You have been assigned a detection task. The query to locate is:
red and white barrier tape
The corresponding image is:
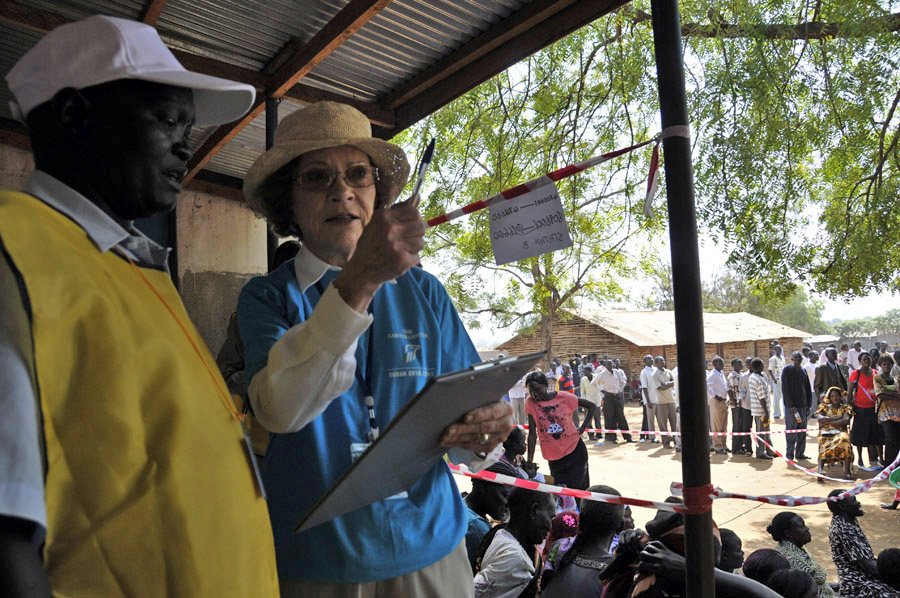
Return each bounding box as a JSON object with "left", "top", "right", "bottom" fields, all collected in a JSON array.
[
  {"left": 516, "top": 424, "right": 814, "bottom": 437},
  {"left": 426, "top": 126, "right": 689, "bottom": 228},
  {"left": 450, "top": 439, "right": 899, "bottom": 513},
  {"left": 448, "top": 462, "right": 706, "bottom": 514},
  {"left": 670, "top": 451, "right": 900, "bottom": 508},
  {"left": 752, "top": 434, "right": 855, "bottom": 483}
]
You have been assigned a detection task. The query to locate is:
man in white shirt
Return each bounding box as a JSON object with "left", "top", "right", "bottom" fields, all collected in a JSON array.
[
  {"left": 652, "top": 357, "right": 677, "bottom": 449},
  {"left": 593, "top": 360, "right": 633, "bottom": 443},
  {"left": 639, "top": 355, "right": 659, "bottom": 443},
  {"left": 474, "top": 488, "right": 555, "bottom": 598},
  {"left": 769, "top": 345, "right": 786, "bottom": 419},
  {"left": 848, "top": 342, "right": 862, "bottom": 370},
  {"left": 507, "top": 372, "right": 529, "bottom": 426},
  {"left": 803, "top": 351, "right": 818, "bottom": 406},
  {"left": 707, "top": 356, "right": 730, "bottom": 455}
]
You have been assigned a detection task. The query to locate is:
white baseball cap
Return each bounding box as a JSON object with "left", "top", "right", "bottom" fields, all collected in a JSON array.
[{"left": 6, "top": 15, "right": 256, "bottom": 127}]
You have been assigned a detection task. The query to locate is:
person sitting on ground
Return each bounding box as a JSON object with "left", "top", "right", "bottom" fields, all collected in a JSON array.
[
  {"left": 878, "top": 548, "right": 900, "bottom": 591},
  {"left": 610, "top": 505, "right": 636, "bottom": 552},
  {"left": 502, "top": 426, "right": 538, "bottom": 479},
  {"left": 764, "top": 569, "right": 818, "bottom": 598},
  {"left": 717, "top": 529, "right": 745, "bottom": 574},
  {"left": 742, "top": 549, "right": 791, "bottom": 585},
  {"left": 768, "top": 511, "right": 836, "bottom": 597},
  {"left": 827, "top": 489, "right": 900, "bottom": 597},
  {"left": 465, "top": 460, "right": 522, "bottom": 572},
  {"left": 540, "top": 511, "right": 579, "bottom": 563},
  {"left": 599, "top": 529, "right": 650, "bottom": 598},
  {"left": 541, "top": 485, "right": 624, "bottom": 597},
  {"left": 474, "top": 487, "right": 556, "bottom": 598},
  {"left": 628, "top": 506, "right": 781, "bottom": 598},
  {"left": 524, "top": 371, "right": 598, "bottom": 490},
  {"left": 815, "top": 387, "right": 854, "bottom": 481}
]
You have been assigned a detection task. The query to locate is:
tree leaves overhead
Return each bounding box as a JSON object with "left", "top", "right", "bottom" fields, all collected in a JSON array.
[{"left": 394, "top": 0, "right": 900, "bottom": 349}]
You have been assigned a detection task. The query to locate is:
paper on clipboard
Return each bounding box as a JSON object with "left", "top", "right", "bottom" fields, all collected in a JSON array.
[{"left": 295, "top": 351, "right": 546, "bottom": 533}]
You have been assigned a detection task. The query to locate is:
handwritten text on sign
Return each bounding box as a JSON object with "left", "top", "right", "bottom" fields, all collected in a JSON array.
[{"left": 488, "top": 183, "right": 573, "bottom": 265}]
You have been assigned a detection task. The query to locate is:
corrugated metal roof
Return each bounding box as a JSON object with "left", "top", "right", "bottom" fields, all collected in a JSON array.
[
  {"left": 0, "top": 0, "right": 581, "bottom": 183},
  {"left": 572, "top": 310, "right": 811, "bottom": 346}
]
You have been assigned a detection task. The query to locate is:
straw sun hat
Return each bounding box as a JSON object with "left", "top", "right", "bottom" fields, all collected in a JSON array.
[{"left": 243, "top": 101, "right": 410, "bottom": 223}]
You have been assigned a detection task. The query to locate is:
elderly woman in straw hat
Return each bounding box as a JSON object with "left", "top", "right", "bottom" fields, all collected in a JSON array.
[{"left": 237, "top": 101, "right": 513, "bottom": 596}]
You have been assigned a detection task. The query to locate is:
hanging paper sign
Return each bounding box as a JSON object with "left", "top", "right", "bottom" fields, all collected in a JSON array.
[{"left": 488, "top": 182, "right": 573, "bottom": 265}]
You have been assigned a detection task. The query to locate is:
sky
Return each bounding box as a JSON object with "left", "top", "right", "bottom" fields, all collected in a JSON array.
[{"left": 446, "top": 231, "right": 897, "bottom": 350}]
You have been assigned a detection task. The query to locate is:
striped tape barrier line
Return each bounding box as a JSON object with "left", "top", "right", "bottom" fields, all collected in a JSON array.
[
  {"left": 751, "top": 434, "right": 855, "bottom": 483},
  {"left": 448, "top": 462, "right": 704, "bottom": 514},
  {"left": 426, "top": 126, "right": 690, "bottom": 228},
  {"left": 671, "top": 451, "right": 900, "bottom": 507},
  {"left": 516, "top": 424, "right": 815, "bottom": 437}
]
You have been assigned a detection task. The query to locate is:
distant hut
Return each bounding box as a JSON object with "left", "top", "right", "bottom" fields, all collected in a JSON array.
[{"left": 495, "top": 310, "right": 810, "bottom": 380}]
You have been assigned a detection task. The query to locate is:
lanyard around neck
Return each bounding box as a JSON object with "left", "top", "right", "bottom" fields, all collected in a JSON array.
[{"left": 314, "top": 277, "right": 379, "bottom": 441}]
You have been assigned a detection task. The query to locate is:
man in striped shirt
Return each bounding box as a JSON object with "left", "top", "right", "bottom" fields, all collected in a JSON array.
[{"left": 748, "top": 358, "right": 775, "bottom": 459}]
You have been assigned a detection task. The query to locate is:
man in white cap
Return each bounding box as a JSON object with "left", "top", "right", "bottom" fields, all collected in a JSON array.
[{"left": 0, "top": 15, "right": 278, "bottom": 597}]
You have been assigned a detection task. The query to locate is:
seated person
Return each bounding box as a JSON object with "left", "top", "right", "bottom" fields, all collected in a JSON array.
[
  {"left": 768, "top": 511, "right": 836, "bottom": 597},
  {"left": 743, "top": 549, "right": 790, "bottom": 585},
  {"left": 827, "top": 490, "right": 900, "bottom": 597},
  {"left": 815, "top": 387, "right": 854, "bottom": 480},
  {"left": 541, "top": 511, "right": 579, "bottom": 563},
  {"left": 765, "top": 569, "right": 817, "bottom": 598},
  {"left": 717, "top": 529, "right": 745, "bottom": 574},
  {"left": 609, "top": 505, "right": 635, "bottom": 552},
  {"left": 474, "top": 488, "right": 555, "bottom": 598},
  {"left": 541, "top": 485, "right": 624, "bottom": 598},
  {"left": 878, "top": 548, "right": 900, "bottom": 591},
  {"left": 614, "top": 500, "right": 780, "bottom": 598},
  {"left": 465, "top": 460, "right": 521, "bottom": 572}
]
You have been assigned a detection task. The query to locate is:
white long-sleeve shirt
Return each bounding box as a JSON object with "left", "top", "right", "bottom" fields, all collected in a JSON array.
[{"left": 246, "top": 246, "right": 500, "bottom": 468}]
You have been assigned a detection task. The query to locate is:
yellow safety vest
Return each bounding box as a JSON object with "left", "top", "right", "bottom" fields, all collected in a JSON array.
[{"left": 0, "top": 190, "right": 278, "bottom": 597}]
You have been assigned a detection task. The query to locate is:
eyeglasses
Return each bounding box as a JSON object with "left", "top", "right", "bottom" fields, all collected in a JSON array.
[{"left": 293, "top": 165, "right": 379, "bottom": 191}]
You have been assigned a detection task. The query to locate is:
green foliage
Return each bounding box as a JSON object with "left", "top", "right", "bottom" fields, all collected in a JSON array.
[
  {"left": 832, "top": 309, "right": 900, "bottom": 337},
  {"left": 393, "top": 0, "right": 900, "bottom": 351},
  {"left": 643, "top": 262, "right": 833, "bottom": 334}
]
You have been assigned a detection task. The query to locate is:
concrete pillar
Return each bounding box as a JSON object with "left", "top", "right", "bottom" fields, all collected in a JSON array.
[{"left": 176, "top": 190, "right": 267, "bottom": 355}]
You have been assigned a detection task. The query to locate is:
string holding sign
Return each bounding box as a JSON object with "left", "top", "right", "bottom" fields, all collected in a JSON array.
[{"left": 426, "top": 126, "right": 690, "bottom": 228}]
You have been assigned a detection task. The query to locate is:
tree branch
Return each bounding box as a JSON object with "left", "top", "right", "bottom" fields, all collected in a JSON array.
[{"left": 681, "top": 13, "right": 900, "bottom": 40}]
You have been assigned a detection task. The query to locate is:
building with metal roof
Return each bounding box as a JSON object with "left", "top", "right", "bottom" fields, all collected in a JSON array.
[{"left": 496, "top": 309, "right": 810, "bottom": 378}]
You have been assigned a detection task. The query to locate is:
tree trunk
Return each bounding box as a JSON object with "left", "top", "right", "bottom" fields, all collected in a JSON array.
[{"left": 541, "top": 305, "right": 555, "bottom": 368}]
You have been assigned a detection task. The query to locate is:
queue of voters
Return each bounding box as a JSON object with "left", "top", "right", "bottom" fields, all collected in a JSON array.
[{"left": 2, "top": 10, "right": 900, "bottom": 598}]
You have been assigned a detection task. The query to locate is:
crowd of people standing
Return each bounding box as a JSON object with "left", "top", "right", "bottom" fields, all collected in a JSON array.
[{"left": 514, "top": 340, "right": 900, "bottom": 485}]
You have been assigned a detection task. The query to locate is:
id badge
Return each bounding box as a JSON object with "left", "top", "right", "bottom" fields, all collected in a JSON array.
[{"left": 350, "top": 442, "right": 408, "bottom": 500}]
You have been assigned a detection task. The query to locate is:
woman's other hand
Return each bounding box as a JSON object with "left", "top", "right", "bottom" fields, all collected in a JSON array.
[{"left": 440, "top": 401, "right": 514, "bottom": 452}]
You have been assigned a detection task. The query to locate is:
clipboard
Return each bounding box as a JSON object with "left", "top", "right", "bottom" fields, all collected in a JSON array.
[{"left": 295, "top": 351, "right": 546, "bottom": 533}]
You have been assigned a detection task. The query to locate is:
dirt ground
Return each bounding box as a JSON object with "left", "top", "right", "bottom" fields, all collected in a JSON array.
[{"left": 526, "top": 401, "right": 900, "bottom": 581}]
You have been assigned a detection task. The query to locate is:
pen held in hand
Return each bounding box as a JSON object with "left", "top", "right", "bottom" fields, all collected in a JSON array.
[{"left": 404, "top": 137, "right": 435, "bottom": 210}]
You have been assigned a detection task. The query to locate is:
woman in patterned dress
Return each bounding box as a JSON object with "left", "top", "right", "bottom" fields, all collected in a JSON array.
[
  {"left": 769, "top": 511, "right": 836, "bottom": 598},
  {"left": 815, "top": 387, "right": 853, "bottom": 480}
]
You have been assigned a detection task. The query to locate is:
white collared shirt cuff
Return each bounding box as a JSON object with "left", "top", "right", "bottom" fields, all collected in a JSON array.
[
  {"left": 305, "top": 285, "right": 373, "bottom": 347},
  {"left": 447, "top": 444, "right": 503, "bottom": 472}
]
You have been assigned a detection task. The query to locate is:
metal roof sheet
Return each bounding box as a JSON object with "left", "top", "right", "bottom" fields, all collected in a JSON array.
[
  {"left": 571, "top": 309, "right": 811, "bottom": 347},
  {"left": 0, "top": 0, "right": 607, "bottom": 184}
]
